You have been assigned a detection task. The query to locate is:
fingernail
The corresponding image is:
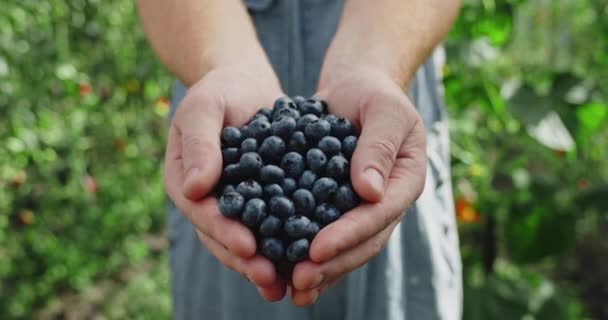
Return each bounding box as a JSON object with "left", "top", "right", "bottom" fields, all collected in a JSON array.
[
  {"left": 309, "top": 274, "right": 324, "bottom": 289},
  {"left": 363, "top": 168, "right": 384, "bottom": 194}
]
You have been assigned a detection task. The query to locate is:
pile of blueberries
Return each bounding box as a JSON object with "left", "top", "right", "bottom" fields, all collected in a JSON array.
[{"left": 217, "top": 96, "right": 360, "bottom": 278}]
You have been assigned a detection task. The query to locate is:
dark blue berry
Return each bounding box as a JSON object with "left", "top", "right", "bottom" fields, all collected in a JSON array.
[
  {"left": 261, "top": 237, "right": 284, "bottom": 262},
  {"left": 269, "top": 196, "right": 296, "bottom": 218},
  {"left": 292, "top": 95, "right": 306, "bottom": 108},
  {"left": 298, "top": 170, "right": 317, "bottom": 190},
  {"left": 240, "top": 138, "right": 258, "bottom": 153},
  {"left": 222, "top": 164, "right": 241, "bottom": 184},
  {"left": 300, "top": 99, "right": 324, "bottom": 116},
  {"left": 248, "top": 118, "right": 272, "bottom": 140},
  {"left": 281, "top": 177, "right": 297, "bottom": 196},
  {"left": 257, "top": 107, "right": 274, "bottom": 119},
  {"left": 305, "top": 221, "right": 320, "bottom": 240},
  {"left": 306, "top": 148, "right": 327, "bottom": 174},
  {"left": 250, "top": 113, "right": 269, "bottom": 123},
  {"left": 241, "top": 198, "right": 267, "bottom": 228},
  {"left": 260, "top": 165, "right": 285, "bottom": 184},
  {"left": 259, "top": 136, "right": 286, "bottom": 163},
  {"left": 326, "top": 155, "right": 349, "bottom": 180},
  {"left": 239, "top": 152, "right": 263, "bottom": 176},
  {"left": 263, "top": 184, "right": 284, "bottom": 198},
  {"left": 218, "top": 192, "right": 245, "bottom": 218},
  {"left": 284, "top": 216, "right": 312, "bottom": 238},
  {"left": 236, "top": 180, "right": 263, "bottom": 200},
  {"left": 221, "top": 127, "right": 242, "bottom": 147},
  {"left": 259, "top": 215, "right": 282, "bottom": 236},
  {"left": 314, "top": 203, "right": 341, "bottom": 225},
  {"left": 273, "top": 96, "right": 297, "bottom": 112},
  {"left": 273, "top": 107, "right": 300, "bottom": 121},
  {"left": 296, "top": 114, "right": 319, "bottom": 131},
  {"left": 305, "top": 119, "right": 331, "bottom": 140},
  {"left": 334, "top": 184, "right": 360, "bottom": 212},
  {"left": 312, "top": 177, "right": 338, "bottom": 203},
  {"left": 318, "top": 136, "right": 341, "bottom": 157},
  {"left": 286, "top": 238, "right": 309, "bottom": 263},
  {"left": 222, "top": 184, "right": 236, "bottom": 194},
  {"left": 322, "top": 114, "right": 338, "bottom": 125},
  {"left": 271, "top": 116, "right": 297, "bottom": 137},
  {"left": 280, "top": 152, "right": 305, "bottom": 178},
  {"left": 341, "top": 135, "right": 358, "bottom": 158},
  {"left": 292, "top": 189, "right": 316, "bottom": 216},
  {"left": 331, "top": 117, "right": 355, "bottom": 138},
  {"left": 222, "top": 147, "right": 240, "bottom": 165},
  {"left": 288, "top": 131, "right": 308, "bottom": 153},
  {"left": 240, "top": 125, "right": 252, "bottom": 139},
  {"left": 310, "top": 96, "right": 328, "bottom": 111}
]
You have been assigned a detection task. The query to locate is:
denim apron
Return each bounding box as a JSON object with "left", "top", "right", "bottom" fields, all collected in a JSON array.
[{"left": 168, "top": 1, "right": 462, "bottom": 319}]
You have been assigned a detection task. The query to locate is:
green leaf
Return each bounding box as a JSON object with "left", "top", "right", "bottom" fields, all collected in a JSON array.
[{"left": 577, "top": 102, "right": 607, "bottom": 132}]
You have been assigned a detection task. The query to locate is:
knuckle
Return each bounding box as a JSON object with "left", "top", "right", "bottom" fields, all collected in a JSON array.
[{"left": 368, "top": 137, "right": 399, "bottom": 167}]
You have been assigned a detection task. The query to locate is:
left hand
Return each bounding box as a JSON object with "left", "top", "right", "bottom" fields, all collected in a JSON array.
[{"left": 289, "top": 66, "right": 427, "bottom": 306}]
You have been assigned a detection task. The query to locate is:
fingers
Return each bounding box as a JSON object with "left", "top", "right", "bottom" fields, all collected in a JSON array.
[
  {"left": 350, "top": 94, "right": 417, "bottom": 202},
  {"left": 173, "top": 92, "right": 224, "bottom": 200},
  {"left": 309, "top": 121, "right": 426, "bottom": 262},
  {"left": 196, "top": 229, "right": 287, "bottom": 302},
  {"left": 291, "top": 219, "right": 400, "bottom": 305}
]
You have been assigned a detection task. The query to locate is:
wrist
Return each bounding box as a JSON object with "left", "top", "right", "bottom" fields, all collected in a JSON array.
[{"left": 317, "top": 62, "right": 412, "bottom": 95}]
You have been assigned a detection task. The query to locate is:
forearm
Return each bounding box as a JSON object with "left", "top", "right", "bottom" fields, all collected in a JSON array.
[
  {"left": 319, "top": 0, "right": 460, "bottom": 89},
  {"left": 136, "top": 0, "right": 277, "bottom": 87}
]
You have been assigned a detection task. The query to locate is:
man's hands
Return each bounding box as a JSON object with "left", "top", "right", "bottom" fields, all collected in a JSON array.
[
  {"left": 164, "top": 67, "right": 288, "bottom": 302},
  {"left": 289, "top": 66, "right": 427, "bottom": 306}
]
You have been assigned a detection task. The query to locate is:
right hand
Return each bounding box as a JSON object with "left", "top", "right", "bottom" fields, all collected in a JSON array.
[{"left": 164, "top": 66, "right": 287, "bottom": 301}]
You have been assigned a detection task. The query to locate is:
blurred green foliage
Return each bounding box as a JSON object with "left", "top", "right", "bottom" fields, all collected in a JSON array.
[{"left": 0, "top": 0, "right": 606, "bottom": 319}]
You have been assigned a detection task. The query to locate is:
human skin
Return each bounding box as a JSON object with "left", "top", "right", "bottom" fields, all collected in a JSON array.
[{"left": 136, "top": 0, "right": 460, "bottom": 306}]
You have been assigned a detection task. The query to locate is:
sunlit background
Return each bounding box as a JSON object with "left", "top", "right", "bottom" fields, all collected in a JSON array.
[{"left": 1, "top": 0, "right": 607, "bottom": 319}]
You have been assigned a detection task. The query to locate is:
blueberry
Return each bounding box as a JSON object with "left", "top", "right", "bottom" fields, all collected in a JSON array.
[
  {"left": 236, "top": 180, "right": 263, "bottom": 200},
  {"left": 292, "top": 95, "right": 306, "bottom": 108},
  {"left": 334, "top": 184, "right": 360, "bottom": 212},
  {"left": 298, "top": 170, "right": 317, "bottom": 190},
  {"left": 305, "top": 119, "right": 331, "bottom": 140},
  {"left": 257, "top": 107, "right": 274, "bottom": 119},
  {"left": 259, "top": 136, "right": 286, "bottom": 163},
  {"left": 296, "top": 114, "right": 319, "bottom": 131},
  {"left": 288, "top": 131, "right": 308, "bottom": 153},
  {"left": 263, "top": 184, "right": 284, "bottom": 198},
  {"left": 222, "top": 163, "right": 241, "bottom": 184},
  {"left": 292, "top": 189, "right": 316, "bottom": 216},
  {"left": 341, "top": 135, "right": 358, "bottom": 158},
  {"left": 312, "top": 177, "right": 338, "bottom": 203},
  {"left": 326, "top": 155, "right": 349, "bottom": 180},
  {"left": 240, "top": 138, "right": 258, "bottom": 153},
  {"left": 314, "top": 203, "right": 341, "bottom": 225},
  {"left": 269, "top": 196, "right": 296, "bottom": 218},
  {"left": 322, "top": 114, "right": 338, "bottom": 125},
  {"left": 284, "top": 216, "right": 312, "bottom": 238},
  {"left": 281, "top": 177, "right": 297, "bottom": 196},
  {"left": 271, "top": 116, "right": 297, "bottom": 137},
  {"left": 280, "top": 152, "right": 306, "bottom": 178},
  {"left": 309, "top": 96, "right": 328, "bottom": 111},
  {"left": 248, "top": 118, "right": 272, "bottom": 140},
  {"left": 218, "top": 192, "right": 245, "bottom": 218},
  {"left": 259, "top": 215, "right": 282, "bottom": 236},
  {"left": 240, "top": 125, "right": 252, "bottom": 139},
  {"left": 286, "top": 238, "right": 309, "bottom": 263},
  {"left": 305, "top": 221, "right": 320, "bottom": 240},
  {"left": 241, "top": 198, "right": 267, "bottom": 228},
  {"left": 250, "top": 113, "right": 269, "bottom": 123},
  {"left": 260, "top": 165, "right": 285, "bottom": 184},
  {"left": 239, "top": 152, "right": 263, "bottom": 176},
  {"left": 318, "top": 136, "right": 342, "bottom": 157},
  {"left": 273, "top": 107, "right": 300, "bottom": 121},
  {"left": 273, "top": 96, "right": 297, "bottom": 112},
  {"left": 222, "top": 184, "right": 236, "bottom": 195},
  {"left": 261, "top": 237, "right": 284, "bottom": 262},
  {"left": 331, "top": 117, "right": 355, "bottom": 138},
  {"left": 221, "top": 127, "right": 243, "bottom": 147},
  {"left": 300, "top": 99, "right": 324, "bottom": 116},
  {"left": 306, "top": 148, "right": 327, "bottom": 174},
  {"left": 222, "top": 147, "right": 240, "bottom": 165}
]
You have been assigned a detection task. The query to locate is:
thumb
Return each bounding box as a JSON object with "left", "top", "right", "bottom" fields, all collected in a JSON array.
[
  {"left": 350, "top": 101, "right": 409, "bottom": 202},
  {"left": 175, "top": 95, "right": 224, "bottom": 200}
]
